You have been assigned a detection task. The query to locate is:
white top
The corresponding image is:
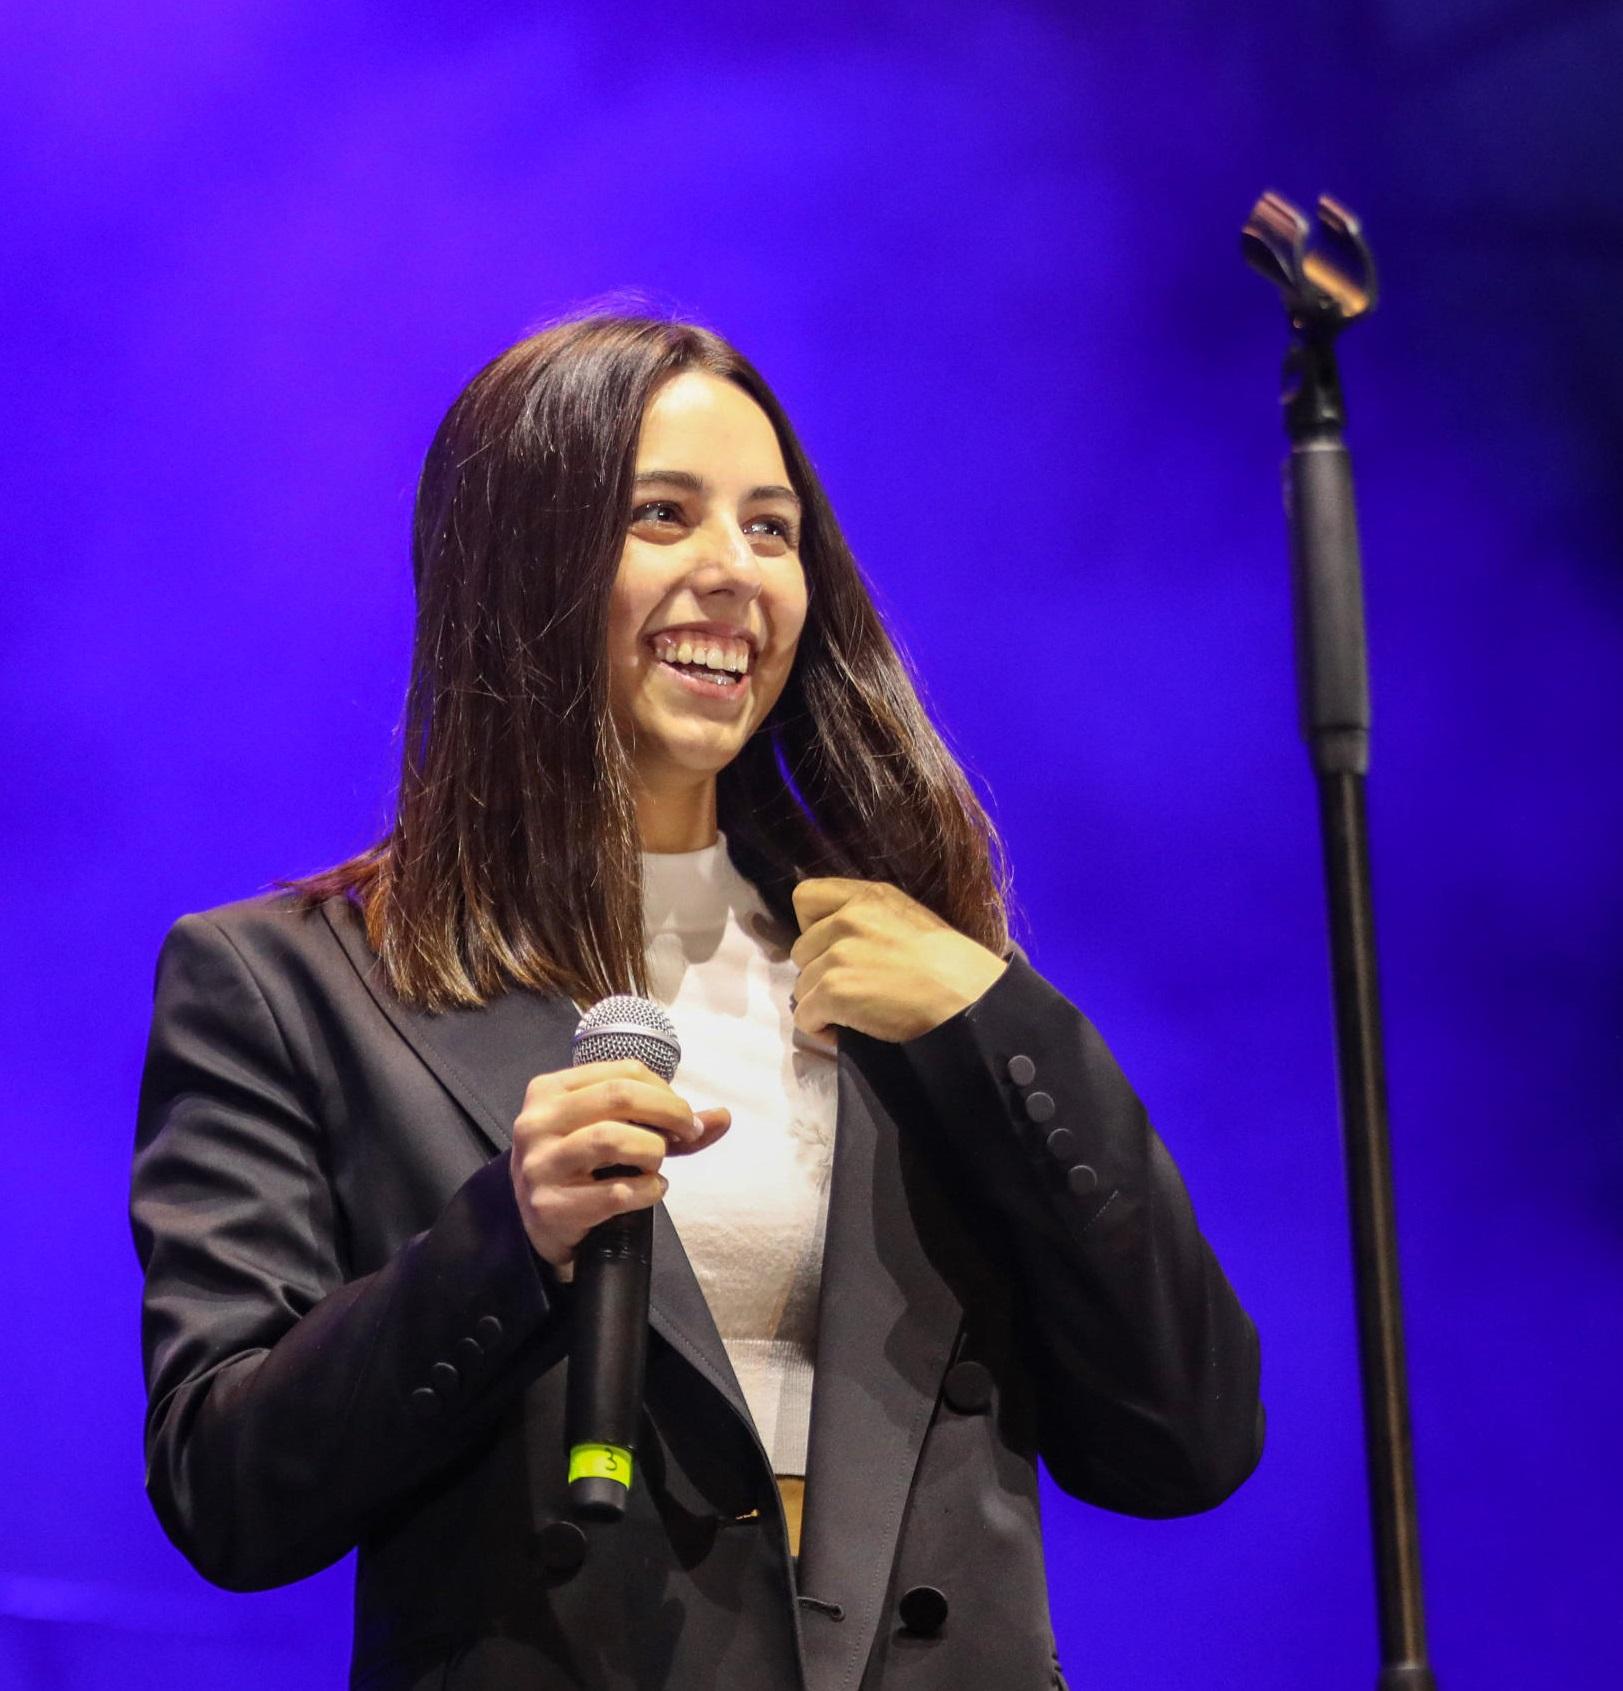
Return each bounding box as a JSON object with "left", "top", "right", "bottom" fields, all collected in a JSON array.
[{"left": 640, "top": 833, "right": 838, "bottom": 1476}]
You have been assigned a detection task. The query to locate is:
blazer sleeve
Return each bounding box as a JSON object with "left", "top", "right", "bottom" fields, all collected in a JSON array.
[
  {"left": 130, "top": 913, "right": 564, "bottom": 1592},
  {"left": 895, "top": 950, "right": 1263, "bottom": 1518}
]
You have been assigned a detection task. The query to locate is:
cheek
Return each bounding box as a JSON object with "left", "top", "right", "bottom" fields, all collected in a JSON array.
[
  {"left": 759, "top": 596, "right": 809, "bottom": 712},
  {"left": 605, "top": 582, "right": 638, "bottom": 654},
  {"left": 603, "top": 588, "right": 652, "bottom": 725},
  {"left": 606, "top": 560, "right": 660, "bottom": 667},
  {"left": 773, "top": 568, "right": 810, "bottom": 655}
]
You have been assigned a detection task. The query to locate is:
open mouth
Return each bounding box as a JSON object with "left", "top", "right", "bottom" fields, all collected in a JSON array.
[
  {"left": 653, "top": 656, "right": 749, "bottom": 697},
  {"left": 648, "top": 632, "right": 753, "bottom": 697}
]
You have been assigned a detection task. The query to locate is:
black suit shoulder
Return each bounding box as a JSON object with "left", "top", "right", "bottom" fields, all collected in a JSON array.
[{"left": 162, "top": 888, "right": 365, "bottom": 987}]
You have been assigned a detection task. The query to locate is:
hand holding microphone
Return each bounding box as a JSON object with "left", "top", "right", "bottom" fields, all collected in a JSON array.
[
  {"left": 509, "top": 1049, "right": 729, "bottom": 1271},
  {"left": 509, "top": 997, "right": 728, "bottom": 1520}
]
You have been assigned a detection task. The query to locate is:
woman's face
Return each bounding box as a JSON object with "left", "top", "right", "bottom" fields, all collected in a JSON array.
[{"left": 606, "top": 371, "right": 809, "bottom": 796}]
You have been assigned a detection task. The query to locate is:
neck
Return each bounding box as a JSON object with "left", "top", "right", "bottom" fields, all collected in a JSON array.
[{"left": 634, "top": 772, "right": 719, "bottom": 854}]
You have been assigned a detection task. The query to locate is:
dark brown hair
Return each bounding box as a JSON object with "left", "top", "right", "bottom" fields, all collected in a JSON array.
[{"left": 293, "top": 312, "right": 1011, "bottom": 1008}]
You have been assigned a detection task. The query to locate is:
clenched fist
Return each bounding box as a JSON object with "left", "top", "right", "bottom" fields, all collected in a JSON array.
[
  {"left": 789, "top": 878, "right": 1008, "bottom": 1044},
  {"left": 509, "top": 1060, "right": 730, "bottom": 1269}
]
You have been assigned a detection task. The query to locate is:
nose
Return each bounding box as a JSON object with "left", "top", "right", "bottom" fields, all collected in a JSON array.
[{"left": 688, "top": 514, "right": 764, "bottom": 602}]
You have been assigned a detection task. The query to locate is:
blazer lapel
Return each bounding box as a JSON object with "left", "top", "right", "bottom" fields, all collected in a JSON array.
[
  {"left": 795, "top": 1035, "right": 965, "bottom": 1691},
  {"left": 322, "top": 898, "right": 750, "bottom": 1427},
  {"left": 323, "top": 899, "right": 570, "bottom": 1154}
]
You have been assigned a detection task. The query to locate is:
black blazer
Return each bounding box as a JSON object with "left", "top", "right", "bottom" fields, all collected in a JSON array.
[{"left": 131, "top": 890, "right": 1262, "bottom": 1690}]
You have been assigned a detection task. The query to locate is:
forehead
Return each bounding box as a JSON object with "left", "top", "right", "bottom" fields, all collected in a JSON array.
[{"left": 634, "top": 372, "right": 789, "bottom": 481}]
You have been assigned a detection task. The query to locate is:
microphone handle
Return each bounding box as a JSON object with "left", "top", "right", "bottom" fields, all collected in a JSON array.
[{"left": 565, "top": 1203, "right": 652, "bottom": 1519}]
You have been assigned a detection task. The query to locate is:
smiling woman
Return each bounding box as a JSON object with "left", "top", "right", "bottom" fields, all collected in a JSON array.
[
  {"left": 606, "top": 372, "right": 810, "bottom": 850},
  {"left": 287, "top": 314, "right": 1011, "bottom": 1012},
  {"left": 130, "top": 311, "right": 1263, "bottom": 1691}
]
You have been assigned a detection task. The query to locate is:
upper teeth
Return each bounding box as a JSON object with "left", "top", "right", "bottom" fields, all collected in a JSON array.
[{"left": 653, "top": 632, "right": 752, "bottom": 674}]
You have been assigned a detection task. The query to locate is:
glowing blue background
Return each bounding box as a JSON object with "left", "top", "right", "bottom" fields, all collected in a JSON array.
[{"left": 2, "top": 2, "right": 1619, "bottom": 1686}]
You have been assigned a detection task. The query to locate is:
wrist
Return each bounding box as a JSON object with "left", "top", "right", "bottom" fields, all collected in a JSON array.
[{"left": 905, "top": 953, "right": 1010, "bottom": 1041}]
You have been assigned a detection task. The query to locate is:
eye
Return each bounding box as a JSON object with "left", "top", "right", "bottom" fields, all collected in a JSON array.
[
  {"left": 744, "top": 513, "right": 799, "bottom": 546},
  {"left": 631, "top": 499, "right": 686, "bottom": 527}
]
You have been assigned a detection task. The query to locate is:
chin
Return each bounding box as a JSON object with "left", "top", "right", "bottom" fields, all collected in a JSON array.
[{"left": 639, "top": 730, "right": 748, "bottom": 779}]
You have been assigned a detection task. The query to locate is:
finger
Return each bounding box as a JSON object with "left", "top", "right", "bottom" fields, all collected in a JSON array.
[
  {"left": 554, "top": 1057, "right": 665, "bottom": 1090},
  {"left": 789, "top": 886, "right": 895, "bottom": 968},
  {"left": 789, "top": 913, "right": 839, "bottom": 972},
  {"left": 532, "top": 1076, "right": 699, "bottom": 1145},
  {"left": 558, "top": 1076, "right": 693, "bottom": 1131},
  {"left": 791, "top": 876, "right": 869, "bottom": 932},
  {"left": 792, "top": 975, "right": 838, "bottom": 1038},
  {"left": 540, "top": 1122, "right": 673, "bottom": 1184},
  {"left": 792, "top": 947, "right": 834, "bottom": 1007},
  {"left": 521, "top": 1058, "right": 663, "bottom": 1113},
  {"left": 791, "top": 905, "right": 873, "bottom": 971},
  {"left": 549, "top": 1171, "right": 670, "bottom": 1245},
  {"left": 664, "top": 1106, "right": 731, "bottom": 1158}
]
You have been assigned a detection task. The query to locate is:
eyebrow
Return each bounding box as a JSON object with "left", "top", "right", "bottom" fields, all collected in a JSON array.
[{"left": 632, "top": 469, "right": 801, "bottom": 506}]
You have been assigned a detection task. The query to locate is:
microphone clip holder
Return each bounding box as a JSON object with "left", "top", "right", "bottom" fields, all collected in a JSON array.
[{"left": 1242, "top": 192, "right": 1378, "bottom": 444}]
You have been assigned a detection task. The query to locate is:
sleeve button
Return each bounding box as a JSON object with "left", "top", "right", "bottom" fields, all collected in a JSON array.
[
  {"left": 1006, "top": 1055, "right": 1036, "bottom": 1087},
  {"left": 1066, "top": 1163, "right": 1099, "bottom": 1197},
  {"left": 1023, "top": 1090, "right": 1056, "bottom": 1124},
  {"left": 1043, "top": 1127, "right": 1077, "bottom": 1162},
  {"left": 475, "top": 1315, "right": 505, "bottom": 1349},
  {"left": 430, "top": 1361, "right": 461, "bottom": 1397},
  {"left": 454, "top": 1335, "right": 484, "bottom": 1369},
  {"left": 409, "top": 1386, "right": 442, "bottom": 1421}
]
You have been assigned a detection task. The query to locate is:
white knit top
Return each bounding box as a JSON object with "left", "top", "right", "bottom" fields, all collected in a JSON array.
[{"left": 641, "top": 834, "right": 837, "bottom": 1477}]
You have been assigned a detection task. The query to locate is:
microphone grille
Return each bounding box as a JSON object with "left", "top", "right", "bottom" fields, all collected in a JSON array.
[{"left": 571, "top": 995, "right": 681, "bottom": 1083}]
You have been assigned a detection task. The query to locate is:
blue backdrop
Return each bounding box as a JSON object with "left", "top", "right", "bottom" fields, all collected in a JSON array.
[{"left": 3, "top": 2, "right": 1619, "bottom": 1686}]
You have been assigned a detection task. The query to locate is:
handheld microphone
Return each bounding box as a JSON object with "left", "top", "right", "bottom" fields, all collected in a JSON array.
[{"left": 565, "top": 995, "right": 680, "bottom": 1520}]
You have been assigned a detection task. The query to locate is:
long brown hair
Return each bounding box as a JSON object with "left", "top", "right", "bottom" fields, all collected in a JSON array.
[{"left": 293, "top": 313, "right": 1011, "bottom": 1008}]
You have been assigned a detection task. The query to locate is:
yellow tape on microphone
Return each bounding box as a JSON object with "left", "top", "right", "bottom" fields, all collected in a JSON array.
[{"left": 568, "top": 1442, "right": 633, "bottom": 1488}]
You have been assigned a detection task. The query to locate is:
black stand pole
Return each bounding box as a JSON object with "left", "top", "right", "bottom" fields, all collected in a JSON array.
[{"left": 1242, "top": 192, "right": 1438, "bottom": 1691}]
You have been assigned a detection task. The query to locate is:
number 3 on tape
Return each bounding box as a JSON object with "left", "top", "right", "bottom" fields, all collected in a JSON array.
[{"left": 569, "top": 1442, "right": 634, "bottom": 1486}]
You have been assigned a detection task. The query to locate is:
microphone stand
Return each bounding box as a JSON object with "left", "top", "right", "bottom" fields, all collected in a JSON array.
[{"left": 1241, "top": 193, "right": 1438, "bottom": 1691}]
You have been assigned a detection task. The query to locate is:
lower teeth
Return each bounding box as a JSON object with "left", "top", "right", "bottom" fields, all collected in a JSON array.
[{"left": 668, "top": 663, "right": 736, "bottom": 687}]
